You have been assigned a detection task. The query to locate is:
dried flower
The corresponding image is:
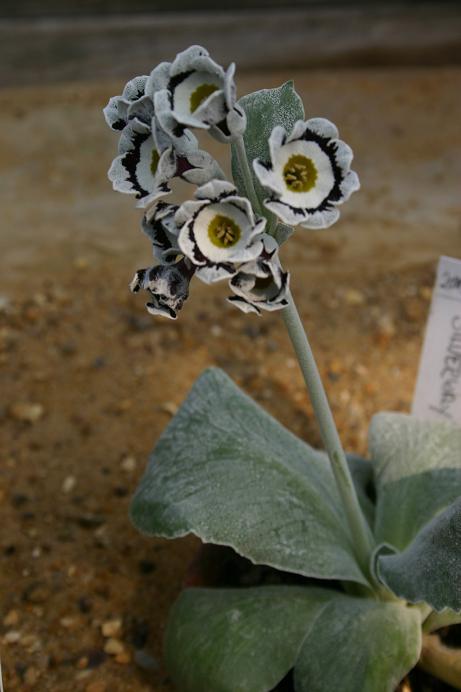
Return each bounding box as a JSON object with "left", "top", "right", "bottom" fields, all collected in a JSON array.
[{"left": 130, "top": 259, "right": 194, "bottom": 319}]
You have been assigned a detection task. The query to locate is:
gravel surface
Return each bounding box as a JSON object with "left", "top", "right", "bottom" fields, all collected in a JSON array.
[{"left": 1, "top": 67, "right": 460, "bottom": 690}]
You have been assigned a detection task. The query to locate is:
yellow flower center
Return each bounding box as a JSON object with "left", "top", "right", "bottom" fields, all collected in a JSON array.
[
  {"left": 190, "top": 84, "right": 219, "bottom": 113},
  {"left": 208, "top": 215, "right": 241, "bottom": 248},
  {"left": 151, "top": 148, "right": 160, "bottom": 175},
  {"left": 283, "top": 154, "right": 317, "bottom": 193}
]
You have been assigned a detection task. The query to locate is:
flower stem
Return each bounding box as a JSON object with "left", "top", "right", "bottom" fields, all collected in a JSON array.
[
  {"left": 420, "top": 634, "right": 461, "bottom": 689},
  {"left": 282, "top": 291, "right": 375, "bottom": 582},
  {"left": 234, "top": 136, "right": 263, "bottom": 215}
]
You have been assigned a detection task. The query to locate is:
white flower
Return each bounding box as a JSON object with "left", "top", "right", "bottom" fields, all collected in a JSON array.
[
  {"left": 148, "top": 45, "right": 246, "bottom": 144},
  {"left": 103, "top": 75, "right": 152, "bottom": 131},
  {"left": 228, "top": 235, "right": 289, "bottom": 315},
  {"left": 108, "top": 117, "right": 223, "bottom": 210},
  {"left": 176, "top": 180, "right": 266, "bottom": 284},
  {"left": 130, "top": 259, "right": 194, "bottom": 320},
  {"left": 253, "top": 119, "right": 360, "bottom": 229},
  {"left": 141, "top": 202, "right": 181, "bottom": 264}
]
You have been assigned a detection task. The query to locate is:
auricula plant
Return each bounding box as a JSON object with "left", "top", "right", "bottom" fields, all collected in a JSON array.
[{"left": 104, "top": 46, "right": 461, "bottom": 692}]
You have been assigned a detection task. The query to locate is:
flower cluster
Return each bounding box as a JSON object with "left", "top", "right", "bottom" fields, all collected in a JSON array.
[{"left": 104, "top": 46, "right": 359, "bottom": 319}]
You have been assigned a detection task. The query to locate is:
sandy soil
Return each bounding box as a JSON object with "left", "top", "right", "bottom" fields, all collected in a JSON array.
[{"left": 1, "top": 67, "right": 461, "bottom": 690}]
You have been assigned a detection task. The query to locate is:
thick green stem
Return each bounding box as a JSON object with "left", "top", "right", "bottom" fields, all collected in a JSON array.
[
  {"left": 282, "top": 291, "right": 375, "bottom": 582},
  {"left": 420, "top": 634, "right": 461, "bottom": 689},
  {"left": 234, "top": 136, "right": 263, "bottom": 215}
]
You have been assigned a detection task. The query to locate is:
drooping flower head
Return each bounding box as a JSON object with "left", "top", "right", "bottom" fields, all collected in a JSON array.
[
  {"left": 176, "top": 180, "right": 266, "bottom": 284},
  {"left": 228, "top": 235, "right": 289, "bottom": 315},
  {"left": 253, "top": 119, "right": 360, "bottom": 229},
  {"left": 149, "top": 45, "right": 246, "bottom": 144},
  {"left": 130, "top": 259, "right": 195, "bottom": 320}
]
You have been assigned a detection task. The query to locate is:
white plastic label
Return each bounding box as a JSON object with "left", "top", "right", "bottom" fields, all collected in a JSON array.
[{"left": 412, "top": 256, "right": 461, "bottom": 423}]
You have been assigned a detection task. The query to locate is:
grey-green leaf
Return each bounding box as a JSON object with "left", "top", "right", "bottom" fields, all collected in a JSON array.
[
  {"left": 378, "top": 496, "right": 461, "bottom": 612},
  {"left": 165, "top": 585, "right": 333, "bottom": 692},
  {"left": 369, "top": 412, "right": 461, "bottom": 550},
  {"left": 130, "top": 367, "right": 368, "bottom": 585},
  {"left": 231, "top": 81, "right": 304, "bottom": 201},
  {"left": 294, "top": 593, "right": 422, "bottom": 692}
]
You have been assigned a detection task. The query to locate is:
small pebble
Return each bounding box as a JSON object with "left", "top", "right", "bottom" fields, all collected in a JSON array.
[
  {"left": 4, "top": 630, "right": 21, "bottom": 644},
  {"left": 85, "top": 682, "right": 107, "bottom": 692},
  {"left": 74, "top": 257, "right": 89, "bottom": 270},
  {"left": 20, "top": 633, "right": 41, "bottom": 651},
  {"left": 24, "top": 666, "right": 40, "bottom": 685},
  {"left": 120, "top": 456, "right": 136, "bottom": 473},
  {"left": 101, "top": 619, "right": 122, "bottom": 638},
  {"left": 115, "top": 651, "right": 131, "bottom": 665},
  {"left": 62, "top": 476, "right": 76, "bottom": 493},
  {"left": 104, "top": 638, "right": 125, "bottom": 656},
  {"left": 344, "top": 288, "right": 365, "bottom": 305},
  {"left": 3, "top": 609, "right": 19, "bottom": 626},
  {"left": 9, "top": 402, "right": 44, "bottom": 424},
  {"left": 160, "top": 401, "right": 178, "bottom": 416}
]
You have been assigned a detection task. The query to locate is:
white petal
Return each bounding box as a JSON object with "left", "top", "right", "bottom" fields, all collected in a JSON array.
[
  {"left": 253, "top": 159, "right": 285, "bottom": 196},
  {"left": 182, "top": 158, "right": 225, "bottom": 186},
  {"left": 137, "top": 185, "right": 172, "bottom": 209},
  {"left": 122, "top": 75, "right": 148, "bottom": 101},
  {"left": 223, "top": 63, "right": 236, "bottom": 108},
  {"left": 195, "top": 179, "right": 236, "bottom": 200},
  {"left": 154, "top": 90, "right": 198, "bottom": 153},
  {"left": 172, "top": 71, "right": 223, "bottom": 123},
  {"left": 289, "top": 120, "right": 309, "bottom": 141},
  {"left": 193, "top": 89, "right": 227, "bottom": 125},
  {"left": 228, "top": 296, "right": 261, "bottom": 315},
  {"left": 127, "top": 95, "right": 155, "bottom": 127},
  {"left": 175, "top": 200, "right": 206, "bottom": 227},
  {"left": 339, "top": 170, "right": 360, "bottom": 200},
  {"left": 303, "top": 118, "right": 339, "bottom": 140},
  {"left": 145, "top": 62, "right": 170, "bottom": 98},
  {"left": 223, "top": 105, "right": 246, "bottom": 139},
  {"left": 299, "top": 207, "right": 340, "bottom": 229},
  {"left": 269, "top": 125, "right": 288, "bottom": 162},
  {"left": 146, "top": 301, "right": 176, "bottom": 319},
  {"left": 333, "top": 139, "right": 354, "bottom": 169},
  {"left": 170, "top": 45, "right": 210, "bottom": 76},
  {"left": 196, "top": 265, "right": 236, "bottom": 284},
  {"left": 178, "top": 221, "right": 207, "bottom": 266},
  {"left": 103, "top": 96, "right": 129, "bottom": 131},
  {"left": 264, "top": 199, "right": 309, "bottom": 226}
]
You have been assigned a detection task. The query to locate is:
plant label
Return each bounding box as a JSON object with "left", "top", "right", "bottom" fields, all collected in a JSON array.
[{"left": 412, "top": 255, "right": 461, "bottom": 424}]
